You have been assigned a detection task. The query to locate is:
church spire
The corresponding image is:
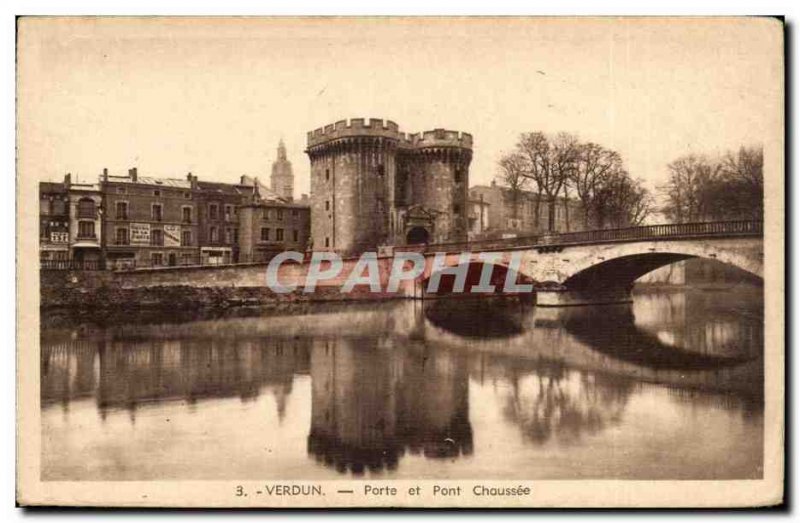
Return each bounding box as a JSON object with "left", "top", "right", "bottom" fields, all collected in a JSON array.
[
  {"left": 271, "top": 138, "right": 294, "bottom": 201},
  {"left": 277, "top": 138, "right": 287, "bottom": 161}
]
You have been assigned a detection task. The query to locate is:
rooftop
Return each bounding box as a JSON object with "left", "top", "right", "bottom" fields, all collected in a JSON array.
[{"left": 105, "top": 175, "right": 192, "bottom": 188}]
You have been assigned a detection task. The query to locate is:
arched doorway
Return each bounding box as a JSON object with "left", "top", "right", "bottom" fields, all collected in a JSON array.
[{"left": 406, "top": 226, "right": 430, "bottom": 245}]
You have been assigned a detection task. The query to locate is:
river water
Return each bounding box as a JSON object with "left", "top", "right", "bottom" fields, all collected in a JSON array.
[{"left": 40, "top": 286, "right": 763, "bottom": 481}]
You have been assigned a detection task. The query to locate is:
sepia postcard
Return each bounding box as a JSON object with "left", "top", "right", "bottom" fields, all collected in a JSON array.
[{"left": 16, "top": 16, "right": 784, "bottom": 508}]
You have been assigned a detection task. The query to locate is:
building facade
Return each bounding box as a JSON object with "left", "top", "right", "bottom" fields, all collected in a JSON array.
[
  {"left": 101, "top": 168, "right": 199, "bottom": 269},
  {"left": 66, "top": 174, "right": 103, "bottom": 266},
  {"left": 306, "top": 118, "right": 472, "bottom": 255},
  {"left": 467, "top": 194, "right": 491, "bottom": 240},
  {"left": 238, "top": 201, "right": 311, "bottom": 263},
  {"left": 39, "top": 181, "right": 70, "bottom": 264},
  {"left": 469, "top": 181, "right": 584, "bottom": 239},
  {"left": 195, "top": 178, "right": 247, "bottom": 265}
]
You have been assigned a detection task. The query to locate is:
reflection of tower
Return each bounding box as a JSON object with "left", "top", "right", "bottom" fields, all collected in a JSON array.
[
  {"left": 307, "top": 338, "right": 472, "bottom": 475},
  {"left": 308, "top": 338, "right": 401, "bottom": 474},
  {"left": 397, "top": 348, "right": 473, "bottom": 459},
  {"left": 271, "top": 139, "right": 294, "bottom": 201}
]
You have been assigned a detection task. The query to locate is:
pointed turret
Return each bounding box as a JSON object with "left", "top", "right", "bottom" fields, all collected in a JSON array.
[{"left": 271, "top": 139, "right": 294, "bottom": 201}]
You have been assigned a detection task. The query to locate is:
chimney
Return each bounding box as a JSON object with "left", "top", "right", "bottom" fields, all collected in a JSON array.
[
  {"left": 102, "top": 168, "right": 108, "bottom": 183},
  {"left": 64, "top": 173, "right": 71, "bottom": 187},
  {"left": 128, "top": 167, "right": 138, "bottom": 181},
  {"left": 187, "top": 172, "right": 198, "bottom": 190}
]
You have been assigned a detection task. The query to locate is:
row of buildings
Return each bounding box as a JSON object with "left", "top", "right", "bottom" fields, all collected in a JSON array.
[
  {"left": 40, "top": 141, "right": 311, "bottom": 269},
  {"left": 41, "top": 122, "right": 583, "bottom": 269}
]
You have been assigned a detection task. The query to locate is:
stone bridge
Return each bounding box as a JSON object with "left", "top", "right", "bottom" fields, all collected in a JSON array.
[
  {"left": 108, "top": 220, "right": 763, "bottom": 308},
  {"left": 407, "top": 220, "right": 763, "bottom": 305}
]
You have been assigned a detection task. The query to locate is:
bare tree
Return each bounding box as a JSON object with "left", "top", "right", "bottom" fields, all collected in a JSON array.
[
  {"left": 596, "top": 171, "right": 653, "bottom": 227},
  {"left": 499, "top": 131, "right": 653, "bottom": 233},
  {"left": 660, "top": 154, "right": 719, "bottom": 223},
  {"left": 517, "top": 131, "right": 579, "bottom": 232},
  {"left": 660, "top": 147, "right": 762, "bottom": 223},
  {"left": 570, "top": 142, "right": 622, "bottom": 228},
  {"left": 718, "top": 146, "right": 764, "bottom": 220},
  {"left": 497, "top": 152, "right": 529, "bottom": 223}
]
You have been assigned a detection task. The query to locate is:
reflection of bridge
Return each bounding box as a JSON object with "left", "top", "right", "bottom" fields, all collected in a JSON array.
[{"left": 410, "top": 220, "right": 763, "bottom": 305}]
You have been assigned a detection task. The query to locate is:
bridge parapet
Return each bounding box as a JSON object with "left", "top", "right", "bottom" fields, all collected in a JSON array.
[{"left": 420, "top": 220, "right": 763, "bottom": 254}]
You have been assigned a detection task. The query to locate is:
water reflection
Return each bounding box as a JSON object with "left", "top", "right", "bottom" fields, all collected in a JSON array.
[
  {"left": 501, "top": 362, "right": 632, "bottom": 445},
  {"left": 40, "top": 287, "right": 764, "bottom": 480},
  {"left": 308, "top": 339, "right": 472, "bottom": 474}
]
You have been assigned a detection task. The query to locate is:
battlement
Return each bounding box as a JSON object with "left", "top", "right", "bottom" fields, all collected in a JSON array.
[
  {"left": 399, "top": 129, "right": 473, "bottom": 149},
  {"left": 306, "top": 119, "right": 472, "bottom": 150},
  {"left": 307, "top": 118, "right": 402, "bottom": 147}
]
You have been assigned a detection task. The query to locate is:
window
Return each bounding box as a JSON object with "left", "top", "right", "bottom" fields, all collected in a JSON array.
[
  {"left": 325, "top": 237, "right": 330, "bottom": 248},
  {"left": 182, "top": 206, "right": 192, "bottom": 223},
  {"left": 276, "top": 228, "right": 284, "bottom": 241},
  {"left": 277, "top": 209, "right": 284, "bottom": 220},
  {"left": 224, "top": 205, "right": 233, "bottom": 221},
  {"left": 325, "top": 201, "right": 330, "bottom": 211},
  {"left": 153, "top": 189, "right": 161, "bottom": 197},
  {"left": 181, "top": 253, "right": 193, "bottom": 265},
  {"left": 293, "top": 229, "right": 299, "bottom": 242},
  {"left": 182, "top": 230, "right": 192, "bottom": 246},
  {"left": 234, "top": 228, "right": 239, "bottom": 244},
  {"left": 115, "top": 228, "right": 129, "bottom": 245},
  {"left": 78, "top": 221, "right": 95, "bottom": 239},
  {"left": 453, "top": 203, "right": 461, "bottom": 214},
  {"left": 115, "top": 201, "right": 128, "bottom": 220},
  {"left": 151, "top": 253, "right": 163, "bottom": 266},
  {"left": 77, "top": 198, "right": 96, "bottom": 218},
  {"left": 209, "top": 226, "right": 218, "bottom": 243},
  {"left": 377, "top": 164, "right": 385, "bottom": 176},
  {"left": 325, "top": 169, "right": 330, "bottom": 181},
  {"left": 292, "top": 209, "right": 299, "bottom": 218},
  {"left": 151, "top": 229, "right": 164, "bottom": 246},
  {"left": 209, "top": 204, "right": 218, "bottom": 220},
  {"left": 52, "top": 198, "right": 66, "bottom": 215},
  {"left": 225, "top": 228, "right": 233, "bottom": 244},
  {"left": 152, "top": 203, "right": 163, "bottom": 221},
  {"left": 183, "top": 192, "right": 191, "bottom": 199},
  {"left": 117, "top": 187, "right": 126, "bottom": 194},
  {"left": 454, "top": 167, "right": 463, "bottom": 184},
  {"left": 261, "top": 228, "right": 270, "bottom": 241}
]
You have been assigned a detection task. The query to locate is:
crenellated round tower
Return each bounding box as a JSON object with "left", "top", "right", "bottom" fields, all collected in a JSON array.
[
  {"left": 306, "top": 118, "right": 401, "bottom": 255},
  {"left": 397, "top": 130, "right": 472, "bottom": 244},
  {"left": 306, "top": 118, "right": 472, "bottom": 254}
]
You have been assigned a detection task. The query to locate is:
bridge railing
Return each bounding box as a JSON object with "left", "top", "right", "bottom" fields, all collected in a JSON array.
[
  {"left": 540, "top": 220, "right": 763, "bottom": 246},
  {"left": 421, "top": 220, "right": 762, "bottom": 253}
]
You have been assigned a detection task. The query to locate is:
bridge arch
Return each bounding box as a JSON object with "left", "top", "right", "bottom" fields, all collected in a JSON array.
[
  {"left": 528, "top": 239, "right": 764, "bottom": 306},
  {"left": 557, "top": 241, "right": 763, "bottom": 293}
]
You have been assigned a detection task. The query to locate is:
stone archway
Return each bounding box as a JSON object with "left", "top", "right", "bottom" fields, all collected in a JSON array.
[{"left": 406, "top": 226, "right": 430, "bottom": 245}]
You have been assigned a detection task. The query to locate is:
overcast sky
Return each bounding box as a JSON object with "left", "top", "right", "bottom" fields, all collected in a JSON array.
[{"left": 19, "top": 17, "right": 782, "bottom": 199}]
